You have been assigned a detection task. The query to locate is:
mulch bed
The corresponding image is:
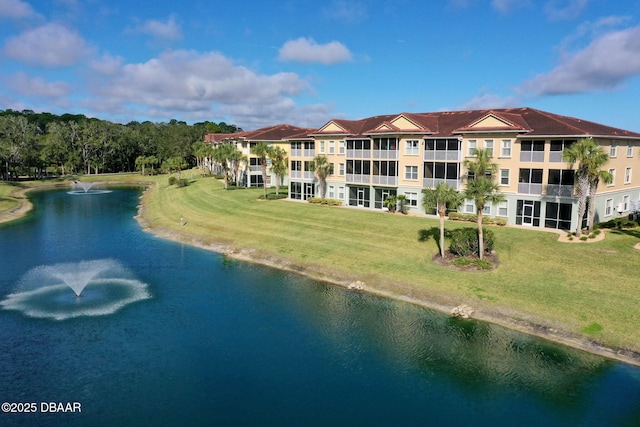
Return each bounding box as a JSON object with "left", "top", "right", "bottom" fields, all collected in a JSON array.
[{"left": 431, "top": 251, "right": 500, "bottom": 272}]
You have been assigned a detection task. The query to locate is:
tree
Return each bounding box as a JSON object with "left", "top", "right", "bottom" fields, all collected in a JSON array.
[
  {"left": 463, "top": 148, "right": 504, "bottom": 260},
  {"left": 252, "top": 142, "right": 270, "bottom": 198},
  {"left": 383, "top": 195, "right": 397, "bottom": 213},
  {"left": 162, "top": 156, "right": 187, "bottom": 179},
  {"left": 311, "top": 155, "right": 332, "bottom": 198},
  {"left": 422, "top": 182, "right": 464, "bottom": 257},
  {"left": 563, "top": 137, "right": 610, "bottom": 237},
  {"left": 213, "top": 143, "right": 242, "bottom": 189},
  {"left": 268, "top": 146, "right": 288, "bottom": 196}
]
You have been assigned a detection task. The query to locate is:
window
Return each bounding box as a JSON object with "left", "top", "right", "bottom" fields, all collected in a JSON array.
[
  {"left": 425, "top": 162, "right": 460, "bottom": 181},
  {"left": 319, "top": 141, "right": 325, "bottom": 154},
  {"left": 339, "top": 141, "right": 345, "bottom": 155},
  {"left": 405, "top": 192, "right": 418, "bottom": 207},
  {"left": 290, "top": 182, "right": 302, "bottom": 200},
  {"left": 338, "top": 186, "right": 344, "bottom": 200},
  {"left": 605, "top": 198, "right": 613, "bottom": 216},
  {"left": 482, "top": 205, "right": 490, "bottom": 215},
  {"left": 497, "top": 201, "right": 508, "bottom": 217},
  {"left": 518, "top": 168, "right": 543, "bottom": 194},
  {"left": 328, "top": 185, "right": 335, "bottom": 198},
  {"left": 405, "top": 140, "right": 419, "bottom": 155},
  {"left": 339, "top": 163, "right": 345, "bottom": 176},
  {"left": 549, "top": 140, "right": 575, "bottom": 162},
  {"left": 484, "top": 140, "right": 494, "bottom": 157},
  {"left": 405, "top": 165, "right": 418, "bottom": 180},
  {"left": 610, "top": 142, "right": 618, "bottom": 158},
  {"left": 500, "top": 169, "right": 509, "bottom": 186},
  {"left": 625, "top": 167, "right": 632, "bottom": 184},
  {"left": 520, "top": 140, "right": 545, "bottom": 162},
  {"left": 627, "top": 144, "right": 634, "bottom": 157},
  {"left": 329, "top": 141, "right": 335, "bottom": 154},
  {"left": 467, "top": 139, "right": 477, "bottom": 157},
  {"left": 547, "top": 169, "right": 575, "bottom": 197},
  {"left": 623, "top": 195, "right": 630, "bottom": 211},
  {"left": 501, "top": 140, "right": 511, "bottom": 157},
  {"left": 608, "top": 168, "right": 616, "bottom": 186},
  {"left": 464, "top": 201, "right": 475, "bottom": 213}
]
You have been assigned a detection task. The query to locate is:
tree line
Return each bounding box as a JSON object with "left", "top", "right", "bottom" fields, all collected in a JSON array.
[{"left": 0, "top": 109, "right": 241, "bottom": 180}]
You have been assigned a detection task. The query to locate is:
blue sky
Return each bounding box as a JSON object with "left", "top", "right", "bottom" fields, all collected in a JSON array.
[{"left": 1, "top": 0, "right": 639, "bottom": 132}]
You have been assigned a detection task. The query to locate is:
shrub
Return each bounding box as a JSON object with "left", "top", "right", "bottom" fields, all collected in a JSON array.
[
  {"left": 598, "top": 217, "right": 639, "bottom": 229},
  {"left": 176, "top": 179, "right": 189, "bottom": 188},
  {"left": 448, "top": 227, "right": 495, "bottom": 256},
  {"left": 448, "top": 211, "right": 506, "bottom": 226},
  {"left": 168, "top": 176, "right": 177, "bottom": 185},
  {"left": 308, "top": 197, "right": 342, "bottom": 206}
]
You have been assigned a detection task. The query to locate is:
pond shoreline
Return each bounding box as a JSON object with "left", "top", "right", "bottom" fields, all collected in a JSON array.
[
  {"left": 3, "top": 181, "right": 640, "bottom": 367},
  {"left": 133, "top": 195, "right": 640, "bottom": 367}
]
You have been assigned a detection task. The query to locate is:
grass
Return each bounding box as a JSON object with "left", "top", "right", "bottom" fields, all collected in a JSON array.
[{"left": 2, "top": 172, "right": 640, "bottom": 354}]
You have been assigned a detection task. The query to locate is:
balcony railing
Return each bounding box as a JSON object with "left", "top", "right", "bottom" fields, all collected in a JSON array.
[
  {"left": 423, "top": 150, "right": 462, "bottom": 161},
  {"left": 303, "top": 149, "right": 315, "bottom": 157},
  {"left": 518, "top": 182, "right": 543, "bottom": 194},
  {"left": 290, "top": 149, "right": 302, "bottom": 157},
  {"left": 549, "top": 151, "right": 564, "bottom": 162},
  {"left": 250, "top": 165, "right": 262, "bottom": 172},
  {"left": 422, "top": 178, "right": 461, "bottom": 190},
  {"left": 346, "top": 149, "right": 371, "bottom": 159},
  {"left": 372, "top": 176, "right": 398, "bottom": 186},
  {"left": 372, "top": 150, "right": 398, "bottom": 160},
  {"left": 520, "top": 152, "right": 545, "bottom": 162},
  {"left": 290, "top": 170, "right": 301, "bottom": 179},
  {"left": 546, "top": 184, "right": 574, "bottom": 197},
  {"left": 346, "top": 174, "right": 371, "bottom": 184}
]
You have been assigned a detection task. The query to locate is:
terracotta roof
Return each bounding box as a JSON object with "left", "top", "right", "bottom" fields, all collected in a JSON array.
[
  {"left": 206, "top": 108, "right": 640, "bottom": 143},
  {"left": 205, "top": 124, "right": 313, "bottom": 143}
]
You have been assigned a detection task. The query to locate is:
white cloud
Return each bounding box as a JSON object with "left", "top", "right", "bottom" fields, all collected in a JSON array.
[
  {"left": 134, "top": 16, "right": 182, "bottom": 40},
  {"left": 7, "top": 72, "right": 71, "bottom": 98},
  {"left": 3, "top": 23, "right": 93, "bottom": 67},
  {"left": 84, "top": 49, "right": 317, "bottom": 127},
  {"left": 0, "top": 0, "right": 37, "bottom": 19},
  {"left": 278, "top": 37, "right": 353, "bottom": 65},
  {"left": 545, "top": 0, "right": 589, "bottom": 21},
  {"left": 491, "top": 0, "right": 531, "bottom": 14},
  {"left": 457, "top": 92, "right": 520, "bottom": 110},
  {"left": 322, "top": 1, "right": 367, "bottom": 23},
  {"left": 520, "top": 25, "right": 640, "bottom": 95}
]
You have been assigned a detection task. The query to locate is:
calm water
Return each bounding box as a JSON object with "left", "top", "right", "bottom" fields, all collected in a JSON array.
[{"left": 0, "top": 188, "right": 639, "bottom": 426}]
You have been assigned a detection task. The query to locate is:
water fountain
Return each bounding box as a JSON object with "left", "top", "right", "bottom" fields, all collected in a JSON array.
[
  {"left": 0, "top": 259, "right": 150, "bottom": 320},
  {"left": 68, "top": 181, "right": 112, "bottom": 195}
]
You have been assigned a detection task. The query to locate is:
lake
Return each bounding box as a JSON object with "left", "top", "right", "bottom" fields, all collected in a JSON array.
[{"left": 0, "top": 187, "right": 639, "bottom": 426}]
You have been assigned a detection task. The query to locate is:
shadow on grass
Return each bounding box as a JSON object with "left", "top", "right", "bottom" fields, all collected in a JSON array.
[
  {"left": 608, "top": 228, "right": 640, "bottom": 240},
  {"left": 418, "top": 227, "right": 443, "bottom": 254}
]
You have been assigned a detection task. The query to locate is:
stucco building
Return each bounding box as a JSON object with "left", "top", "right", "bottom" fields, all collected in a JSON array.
[{"left": 205, "top": 107, "right": 640, "bottom": 231}]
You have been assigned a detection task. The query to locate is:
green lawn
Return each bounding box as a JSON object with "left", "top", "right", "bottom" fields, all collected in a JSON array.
[{"left": 3, "top": 173, "right": 640, "bottom": 354}]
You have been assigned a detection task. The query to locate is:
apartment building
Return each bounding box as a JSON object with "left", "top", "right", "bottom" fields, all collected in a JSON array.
[{"left": 205, "top": 107, "right": 640, "bottom": 231}]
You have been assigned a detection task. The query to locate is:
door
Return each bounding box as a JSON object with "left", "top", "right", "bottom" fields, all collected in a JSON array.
[
  {"left": 357, "top": 188, "right": 366, "bottom": 207},
  {"left": 522, "top": 200, "right": 535, "bottom": 226}
]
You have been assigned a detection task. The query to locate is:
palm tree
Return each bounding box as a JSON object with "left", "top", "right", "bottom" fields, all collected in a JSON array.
[
  {"left": 587, "top": 154, "right": 612, "bottom": 233},
  {"left": 311, "top": 155, "right": 332, "bottom": 198},
  {"left": 252, "top": 142, "right": 270, "bottom": 198},
  {"left": 213, "top": 143, "right": 236, "bottom": 189},
  {"left": 268, "top": 146, "right": 288, "bottom": 196},
  {"left": 563, "top": 137, "right": 610, "bottom": 236},
  {"left": 463, "top": 148, "right": 504, "bottom": 260},
  {"left": 422, "top": 182, "right": 464, "bottom": 257}
]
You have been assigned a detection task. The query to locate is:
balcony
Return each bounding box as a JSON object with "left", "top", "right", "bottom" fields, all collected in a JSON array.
[
  {"left": 520, "top": 152, "right": 545, "bottom": 162},
  {"left": 346, "top": 149, "right": 371, "bottom": 159},
  {"left": 549, "top": 151, "right": 564, "bottom": 163},
  {"left": 546, "top": 184, "right": 574, "bottom": 197},
  {"left": 518, "top": 182, "right": 543, "bottom": 195},
  {"left": 303, "top": 149, "right": 315, "bottom": 157},
  {"left": 423, "top": 150, "right": 461, "bottom": 161},
  {"left": 346, "top": 174, "right": 371, "bottom": 184},
  {"left": 423, "top": 178, "right": 461, "bottom": 190},
  {"left": 372, "top": 150, "right": 398, "bottom": 160},
  {"left": 290, "top": 149, "right": 302, "bottom": 157},
  {"left": 372, "top": 176, "right": 398, "bottom": 186}
]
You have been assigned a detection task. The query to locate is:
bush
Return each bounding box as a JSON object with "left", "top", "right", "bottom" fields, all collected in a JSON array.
[
  {"left": 598, "top": 217, "right": 639, "bottom": 229},
  {"left": 448, "top": 211, "right": 506, "bottom": 226},
  {"left": 168, "top": 176, "right": 177, "bottom": 185},
  {"left": 176, "top": 179, "right": 189, "bottom": 188},
  {"left": 448, "top": 227, "right": 495, "bottom": 256},
  {"left": 307, "top": 197, "right": 342, "bottom": 206}
]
